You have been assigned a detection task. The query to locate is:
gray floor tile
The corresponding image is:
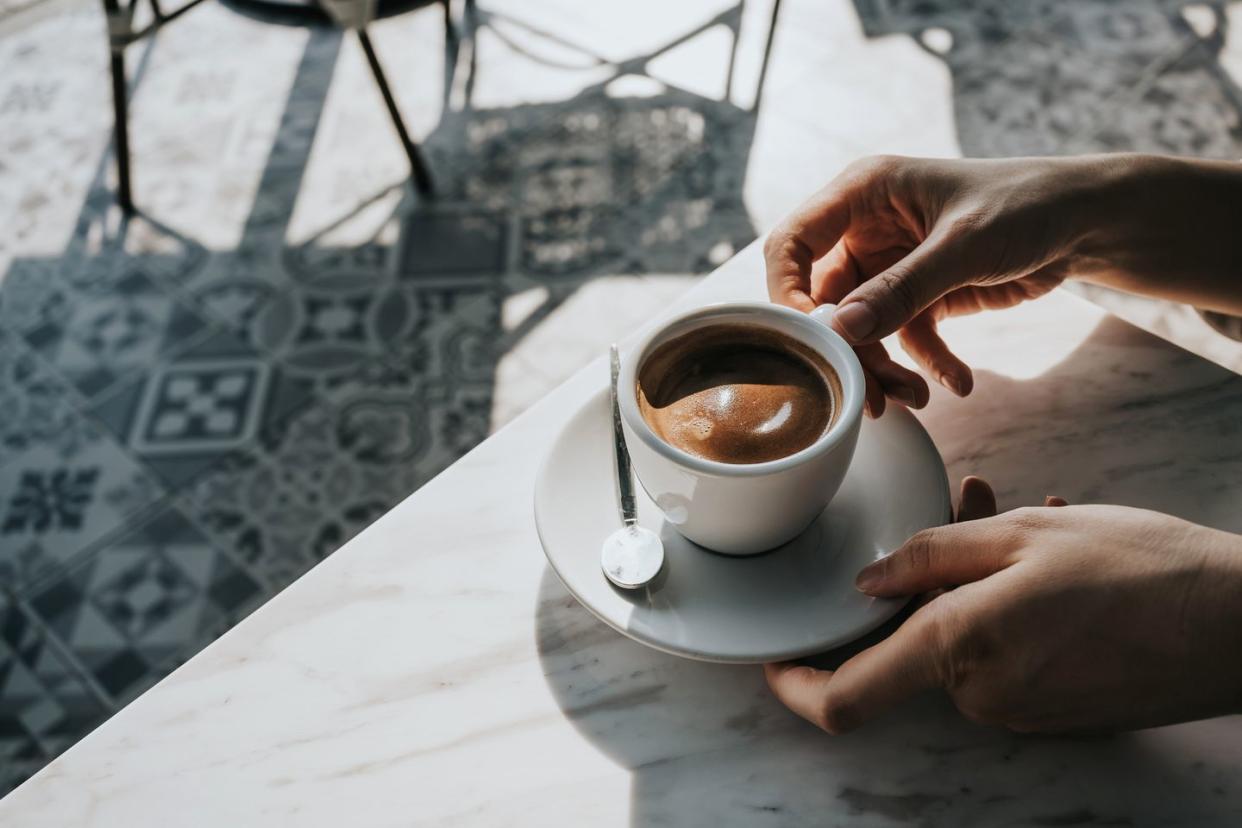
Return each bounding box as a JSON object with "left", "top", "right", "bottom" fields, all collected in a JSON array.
[
  {"left": 398, "top": 208, "right": 510, "bottom": 278},
  {"left": 0, "top": 414, "right": 164, "bottom": 594},
  {"left": 27, "top": 506, "right": 265, "bottom": 707},
  {"left": 7, "top": 266, "right": 212, "bottom": 402},
  {"left": 1068, "top": 37, "right": 1242, "bottom": 156},
  {"left": 858, "top": 0, "right": 1196, "bottom": 158},
  {"left": 0, "top": 594, "right": 108, "bottom": 795},
  {"left": 88, "top": 328, "right": 316, "bottom": 490},
  {"left": 179, "top": 404, "right": 432, "bottom": 591},
  {"left": 0, "top": 330, "right": 82, "bottom": 471}
]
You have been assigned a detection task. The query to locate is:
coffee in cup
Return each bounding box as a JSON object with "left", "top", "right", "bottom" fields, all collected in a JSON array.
[
  {"left": 618, "top": 302, "right": 866, "bottom": 555},
  {"left": 635, "top": 325, "right": 842, "bottom": 464}
]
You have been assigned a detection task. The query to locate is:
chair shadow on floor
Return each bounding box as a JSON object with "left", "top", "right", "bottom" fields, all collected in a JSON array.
[
  {"left": 535, "top": 313, "right": 1242, "bottom": 825},
  {"left": 0, "top": 0, "right": 783, "bottom": 794},
  {"left": 851, "top": 0, "right": 1242, "bottom": 158}
]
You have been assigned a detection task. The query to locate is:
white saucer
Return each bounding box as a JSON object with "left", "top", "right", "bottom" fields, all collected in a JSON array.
[{"left": 533, "top": 388, "right": 952, "bottom": 664}]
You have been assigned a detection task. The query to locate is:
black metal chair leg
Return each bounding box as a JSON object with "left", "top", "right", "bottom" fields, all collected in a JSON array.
[
  {"left": 103, "top": 0, "right": 134, "bottom": 212},
  {"left": 356, "top": 27, "right": 434, "bottom": 197}
]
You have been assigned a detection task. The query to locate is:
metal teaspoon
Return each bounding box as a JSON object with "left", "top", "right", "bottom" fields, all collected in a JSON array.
[{"left": 601, "top": 344, "right": 665, "bottom": 589}]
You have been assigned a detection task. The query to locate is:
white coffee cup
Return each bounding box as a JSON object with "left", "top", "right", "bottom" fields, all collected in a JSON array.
[{"left": 618, "top": 301, "right": 865, "bottom": 555}]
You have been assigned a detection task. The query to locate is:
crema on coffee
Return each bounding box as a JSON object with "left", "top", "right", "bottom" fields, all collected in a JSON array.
[{"left": 636, "top": 324, "right": 841, "bottom": 464}]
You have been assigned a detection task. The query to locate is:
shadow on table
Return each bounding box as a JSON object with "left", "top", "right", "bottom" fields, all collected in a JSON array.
[{"left": 534, "top": 314, "right": 1242, "bottom": 826}]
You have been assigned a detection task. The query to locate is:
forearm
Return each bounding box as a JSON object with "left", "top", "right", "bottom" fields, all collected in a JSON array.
[{"left": 1068, "top": 154, "right": 1242, "bottom": 316}]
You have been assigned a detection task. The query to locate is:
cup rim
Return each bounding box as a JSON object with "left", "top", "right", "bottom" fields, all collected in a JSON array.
[{"left": 618, "top": 301, "right": 866, "bottom": 477}]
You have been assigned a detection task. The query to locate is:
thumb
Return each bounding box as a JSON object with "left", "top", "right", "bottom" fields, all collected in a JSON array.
[
  {"left": 831, "top": 237, "right": 962, "bottom": 344},
  {"left": 854, "top": 518, "right": 1017, "bottom": 597}
]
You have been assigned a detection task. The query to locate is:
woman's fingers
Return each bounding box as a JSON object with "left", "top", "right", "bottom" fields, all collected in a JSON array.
[
  {"left": 763, "top": 662, "right": 837, "bottom": 729},
  {"left": 808, "top": 241, "right": 861, "bottom": 306},
  {"left": 863, "top": 370, "right": 886, "bottom": 418},
  {"left": 765, "top": 603, "right": 948, "bottom": 733},
  {"left": 765, "top": 181, "right": 859, "bottom": 311},
  {"left": 857, "top": 342, "right": 930, "bottom": 410},
  {"left": 856, "top": 519, "right": 1019, "bottom": 597},
  {"left": 831, "top": 233, "right": 964, "bottom": 345},
  {"left": 805, "top": 243, "right": 930, "bottom": 413},
  {"left": 898, "top": 312, "right": 974, "bottom": 397},
  {"left": 957, "top": 476, "right": 998, "bottom": 522}
]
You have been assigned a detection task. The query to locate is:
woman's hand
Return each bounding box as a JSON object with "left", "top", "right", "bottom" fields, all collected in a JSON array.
[
  {"left": 765, "top": 479, "right": 1242, "bottom": 734},
  {"left": 764, "top": 154, "right": 1242, "bottom": 416}
]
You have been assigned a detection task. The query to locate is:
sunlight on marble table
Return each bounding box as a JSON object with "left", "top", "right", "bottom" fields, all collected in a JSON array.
[{"left": 2, "top": 236, "right": 1241, "bottom": 827}]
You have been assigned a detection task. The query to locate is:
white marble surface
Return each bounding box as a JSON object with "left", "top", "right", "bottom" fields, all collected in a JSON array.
[{"left": 3, "top": 238, "right": 1242, "bottom": 826}]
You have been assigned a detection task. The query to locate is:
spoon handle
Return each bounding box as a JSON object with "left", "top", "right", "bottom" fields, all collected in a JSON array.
[{"left": 609, "top": 345, "right": 638, "bottom": 528}]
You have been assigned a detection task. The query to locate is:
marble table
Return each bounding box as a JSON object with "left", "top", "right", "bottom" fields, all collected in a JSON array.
[{"left": 4, "top": 240, "right": 1242, "bottom": 827}]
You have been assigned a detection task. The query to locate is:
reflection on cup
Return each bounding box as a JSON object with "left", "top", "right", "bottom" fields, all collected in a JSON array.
[{"left": 656, "top": 493, "right": 690, "bottom": 525}]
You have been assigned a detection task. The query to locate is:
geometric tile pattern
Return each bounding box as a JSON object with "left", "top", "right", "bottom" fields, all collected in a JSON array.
[
  {"left": 0, "top": 331, "right": 82, "bottom": 472},
  {"left": 0, "top": 420, "right": 164, "bottom": 593},
  {"left": 9, "top": 270, "right": 210, "bottom": 401},
  {"left": 130, "top": 360, "right": 271, "bottom": 454},
  {"left": 29, "top": 507, "right": 264, "bottom": 706},
  {"left": 0, "top": 597, "right": 107, "bottom": 795},
  {"left": 179, "top": 406, "right": 426, "bottom": 589},
  {"left": 4, "top": 0, "right": 1242, "bottom": 800},
  {"left": 87, "top": 329, "right": 314, "bottom": 490},
  {"left": 2, "top": 469, "right": 101, "bottom": 535},
  {"left": 853, "top": 0, "right": 1238, "bottom": 160}
]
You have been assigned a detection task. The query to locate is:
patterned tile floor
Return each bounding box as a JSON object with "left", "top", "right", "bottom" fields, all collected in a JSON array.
[{"left": 2, "top": 0, "right": 1242, "bottom": 797}]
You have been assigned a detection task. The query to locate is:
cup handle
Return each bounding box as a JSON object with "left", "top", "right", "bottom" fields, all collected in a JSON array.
[{"left": 808, "top": 303, "right": 837, "bottom": 327}]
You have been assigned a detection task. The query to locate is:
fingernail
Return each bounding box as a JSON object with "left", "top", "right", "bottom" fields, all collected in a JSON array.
[
  {"left": 942, "top": 374, "right": 966, "bottom": 397},
  {"left": 895, "top": 387, "right": 918, "bottom": 407},
  {"left": 854, "top": 564, "right": 882, "bottom": 592},
  {"left": 833, "top": 302, "right": 877, "bottom": 342}
]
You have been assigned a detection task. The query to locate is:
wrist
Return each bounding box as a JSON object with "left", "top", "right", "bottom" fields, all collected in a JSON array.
[
  {"left": 1061, "top": 154, "right": 1174, "bottom": 280},
  {"left": 1065, "top": 154, "right": 1242, "bottom": 314}
]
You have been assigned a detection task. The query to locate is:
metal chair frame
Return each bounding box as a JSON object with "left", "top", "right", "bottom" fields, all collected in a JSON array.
[{"left": 101, "top": 0, "right": 439, "bottom": 211}]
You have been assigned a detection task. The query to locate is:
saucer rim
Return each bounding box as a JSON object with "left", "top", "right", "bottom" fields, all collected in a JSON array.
[{"left": 534, "top": 386, "right": 951, "bottom": 664}]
